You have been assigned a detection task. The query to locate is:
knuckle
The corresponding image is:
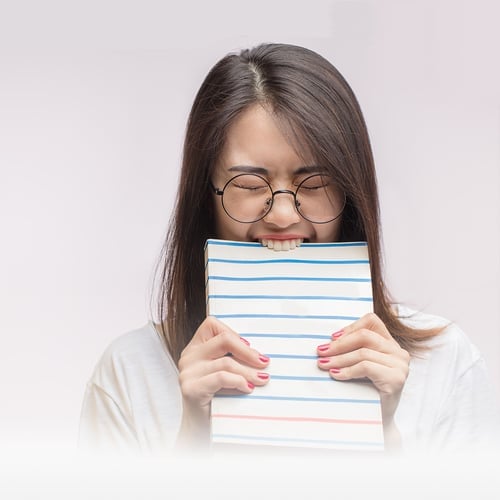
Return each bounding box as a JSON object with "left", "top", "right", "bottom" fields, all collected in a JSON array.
[
  {"left": 358, "top": 329, "right": 372, "bottom": 342},
  {"left": 206, "top": 315, "right": 218, "bottom": 326},
  {"left": 398, "top": 372, "right": 408, "bottom": 386},
  {"left": 177, "top": 356, "right": 189, "bottom": 373},
  {"left": 383, "top": 384, "right": 398, "bottom": 397},
  {"left": 389, "top": 370, "right": 408, "bottom": 390},
  {"left": 179, "top": 377, "right": 192, "bottom": 395},
  {"left": 358, "top": 359, "right": 370, "bottom": 371},
  {"left": 178, "top": 369, "right": 193, "bottom": 387},
  {"left": 357, "top": 347, "right": 369, "bottom": 361},
  {"left": 400, "top": 363, "right": 410, "bottom": 379},
  {"left": 401, "top": 348, "right": 411, "bottom": 363},
  {"left": 219, "top": 370, "right": 230, "bottom": 385},
  {"left": 205, "top": 315, "right": 223, "bottom": 331},
  {"left": 390, "top": 374, "right": 407, "bottom": 392},
  {"left": 213, "top": 371, "right": 227, "bottom": 386},
  {"left": 215, "top": 330, "right": 233, "bottom": 346},
  {"left": 218, "top": 356, "right": 235, "bottom": 371},
  {"left": 178, "top": 345, "right": 190, "bottom": 362}
]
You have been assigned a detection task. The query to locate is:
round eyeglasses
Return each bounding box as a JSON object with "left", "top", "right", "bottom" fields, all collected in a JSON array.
[{"left": 210, "top": 173, "right": 346, "bottom": 224}]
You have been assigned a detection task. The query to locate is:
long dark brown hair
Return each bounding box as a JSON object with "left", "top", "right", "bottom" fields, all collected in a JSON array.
[{"left": 155, "top": 43, "right": 440, "bottom": 364}]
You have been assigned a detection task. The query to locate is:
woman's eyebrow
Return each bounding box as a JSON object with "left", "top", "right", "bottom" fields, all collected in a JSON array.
[
  {"left": 228, "top": 165, "right": 268, "bottom": 175},
  {"left": 227, "top": 165, "right": 326, "bottom": 175},
  {"left": 294, "top": 165, "right": 327, "bottom": 175}
]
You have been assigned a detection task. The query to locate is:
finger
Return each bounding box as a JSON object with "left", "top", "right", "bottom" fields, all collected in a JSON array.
[
  {"left": 187, "top": 316, "right": 240, "bottom": 346},
  {"left": 317, "top": 328, "right": 398, "bottom": 358},
  {"left": 338, "top": 312, "right": 393, "bottom": 341},
  {"left": 327, "top": 360, "right": 408, "bottom": 394},
  {"left": 181, "top": 371, "right": 255, "bottom": 406},
  {"left": 331, "top": 329, "right": 402, "bottom": 357},
  {"left": 182, "top": 323, "right": 269, "bottom": 369},
  {"left": 184, "top": 316, "right": 253, "bottom": 357},
  {"left": 317, "top": 347, "right": 405, "bottom": 372},
  {"left": 212, "top": 372, "right": 268, "bottom": 396},
  {"left": 184, "top": 355, "right": 270, "bottom": 386},
  {"left": 209, "top": 332, "right": 270, "bottom": 367}
]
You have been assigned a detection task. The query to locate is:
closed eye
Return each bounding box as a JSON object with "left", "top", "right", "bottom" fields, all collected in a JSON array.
[
  {"left": 233, "top": 182, "right": 268, "bottom": 191},
  {"left": 297, "top": 175, "right": 331, "bottom": 190}
]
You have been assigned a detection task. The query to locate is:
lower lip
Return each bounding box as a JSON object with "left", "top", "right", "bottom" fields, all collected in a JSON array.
[{"left": 258, "top": 235, "right": 305, "bottom": 241}]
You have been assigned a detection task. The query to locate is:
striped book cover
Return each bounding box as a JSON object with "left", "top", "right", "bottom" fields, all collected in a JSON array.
[{"left": 205, "top": 239, "right": 384, "bottom": 451}]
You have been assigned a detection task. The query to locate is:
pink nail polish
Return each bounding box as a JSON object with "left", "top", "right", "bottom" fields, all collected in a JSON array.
[
  {"left": 332, "top": 330, "right": 344, "bottom": 339},
  {"left": 317, "top": 344, "right": 330, "bottom": 352},
  {"left": 257, "top": 372, "right": 270, "bottom": 380},
  {"left": 240, "top": 337, "right": 250, "bottom": 345},
  {"left": 247, "top": 381, "right": 255, "bottom": 389},
  {"left": 318, "top": 358, "right": 330, "bottom": 364},
  {"left": 259, "top": 355, "right": 270, "bottom": 363},
  {"left": 329, "top": 368, "right": 341, "bottom": 374}
]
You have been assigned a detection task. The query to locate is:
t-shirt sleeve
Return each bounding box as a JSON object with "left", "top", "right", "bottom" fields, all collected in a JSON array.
[
  {"left": 432, "top": 356, "right": 500, "bottom": 453},
  {"left": 78, "top": 381, "right": 140, "bottom": 454},
  {"left": 395, "top": 307, "right": 500, "bottom": 454},
  {"left": 77, "top": 325, "right": 182, "bottom": 455}
]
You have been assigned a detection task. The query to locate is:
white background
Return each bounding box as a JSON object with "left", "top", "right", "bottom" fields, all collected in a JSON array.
[{"left": 1, "top": 0, "right": 499, "bottom": 472}]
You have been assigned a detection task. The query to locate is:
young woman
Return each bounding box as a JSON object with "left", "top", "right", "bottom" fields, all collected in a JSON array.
[{"left": 79, "top": 43, "right": 498, "bottom": 455}]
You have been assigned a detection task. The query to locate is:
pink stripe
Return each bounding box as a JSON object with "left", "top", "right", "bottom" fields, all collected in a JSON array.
[{"left": 212, "top": 413, "right": 382, "bottom": 425}]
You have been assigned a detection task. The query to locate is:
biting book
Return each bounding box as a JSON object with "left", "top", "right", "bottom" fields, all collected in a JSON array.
[{"left": 204, "top": 239, "right": 384, "bottom": 451}]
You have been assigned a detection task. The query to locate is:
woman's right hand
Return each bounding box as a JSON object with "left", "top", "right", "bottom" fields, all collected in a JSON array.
[{"left": 176, "top": 316, "right": 270, "bottom": 449}]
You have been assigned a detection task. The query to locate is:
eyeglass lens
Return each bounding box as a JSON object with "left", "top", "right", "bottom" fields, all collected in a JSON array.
[{"left": 220, "top": 174, "right": 344, "bottom": 223}]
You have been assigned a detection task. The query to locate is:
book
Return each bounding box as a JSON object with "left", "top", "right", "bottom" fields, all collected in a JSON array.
[{"left": 204, "top": 239, "right": 384, "bottom": 451}]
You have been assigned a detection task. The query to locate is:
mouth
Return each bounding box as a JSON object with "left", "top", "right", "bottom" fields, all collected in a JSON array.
[{"left": 259, "top": 238, "right": 304, "bottom": 251}]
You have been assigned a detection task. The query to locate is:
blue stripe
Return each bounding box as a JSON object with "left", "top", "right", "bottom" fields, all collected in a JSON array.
[
  {"left": 208, "top": 276, "right": 371, "bottom": 282},
  {"left": 212, "top": 434, "right": 384, "bottom": 448},
  {"left": 207, "top": 240, "right": 265, "bottom": 248},
  {"left": 208, "top": 294, "right": 372, "bottom": 301},
  {"left": 268, "top": 375, "right": 372, "bottom": 383},
  {"left": 267, "top": 354, "right": 318, "bottom": 360},
  {"left": 208, "top": 258, "right": 369, "bottom": 265},
  {"left": 271, "top": 375, "right": 332, "bottom": 381},
  {"left": 215, "top": 314, "right": 360, "bottom": 321},
  {"left": 215, "top": 394, "right": 380, "bottom": 404},
  {"left": 206, "top": 240, "right": 368, "bottom": 248},
  {"left": 242, "top": 333, "right": 331, "bottom": 340}
]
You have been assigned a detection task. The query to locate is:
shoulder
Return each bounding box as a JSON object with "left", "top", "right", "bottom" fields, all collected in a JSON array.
[
  {"left": 396, "top": 304, "right": 482, "bottom": 373},
  {"left": 396, "top": 304, "right": 451, "bottom": 330},
  {"left": 90, "top": 323, "right": 178, "bottom": 397},
  {"left": 100, "top": 322, "right": 169, "bottom": 360},
  {"left": 81, "top": 323, "right": 182, "bottom": 453},
  {"left": 393, "top": 305, "right": 500, "bottom": 452}
]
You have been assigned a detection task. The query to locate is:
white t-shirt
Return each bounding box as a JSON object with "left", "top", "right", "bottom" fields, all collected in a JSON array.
[{"left": 78, "top": 306, "right": 500, "bottom": 455}]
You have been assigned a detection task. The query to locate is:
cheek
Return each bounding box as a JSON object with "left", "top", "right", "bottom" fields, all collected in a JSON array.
[
  {"left": 213, "top": 200, "right": 247, "bottom": 240},
  {"left": 315, "top": 218, "right": 343, "bottom": 243}
]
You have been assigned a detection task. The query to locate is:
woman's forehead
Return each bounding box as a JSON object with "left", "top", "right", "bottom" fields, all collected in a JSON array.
[{"left": 217, "top": 105, "right": 316, "bottom": 170}]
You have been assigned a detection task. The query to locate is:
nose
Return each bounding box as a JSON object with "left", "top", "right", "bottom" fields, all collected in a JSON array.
[{"left": 262, "top": 190, "right": 301, "bottom": 227}]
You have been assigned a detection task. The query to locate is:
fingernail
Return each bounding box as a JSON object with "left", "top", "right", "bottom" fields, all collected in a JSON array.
[
  {"left": 257, "top": 372, "right": 270, "bottom": 380},
  {"left": 247, "top": 381, "right": 255, "bottom": 389},
  {"left": 240, "top": 337, "right": 250, "bottom": 345},
  {"left": 318, "top": 358, "right": 330, "bottom": 364},
  {"left": 329, "top": 368, "right": 341, "bottom": 374},
  {"left": 259, "top": 355, "right": 270, "bottom": 363},
  {"left": 332, "top": 330, "right": 344, "bottom": 339},
  {"left": 317, "top": 344, "right": 330, "bottom": 352}
]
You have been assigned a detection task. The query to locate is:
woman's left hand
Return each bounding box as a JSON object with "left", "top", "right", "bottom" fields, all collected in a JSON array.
[{"left": 316, "top": 312, "right": 410, "bottom": 430}]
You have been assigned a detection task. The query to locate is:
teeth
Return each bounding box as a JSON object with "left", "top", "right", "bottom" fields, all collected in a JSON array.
[{"left": 260, "top": 238, "right": 303, "bottom": 251}]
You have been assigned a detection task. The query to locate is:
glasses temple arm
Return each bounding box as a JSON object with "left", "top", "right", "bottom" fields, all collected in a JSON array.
[{"left": 209, "top": 181, "right": 223, "bottom": 196}]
